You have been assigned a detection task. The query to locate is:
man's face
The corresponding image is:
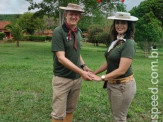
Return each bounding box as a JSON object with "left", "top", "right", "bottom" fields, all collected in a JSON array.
[{"left": 65, "top": 11, "right": 81, "bottom": 26}]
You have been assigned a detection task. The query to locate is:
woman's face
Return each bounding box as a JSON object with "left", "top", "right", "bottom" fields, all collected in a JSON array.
[{"left": 115, "top": 20, "right": 128, "bottom": 35}]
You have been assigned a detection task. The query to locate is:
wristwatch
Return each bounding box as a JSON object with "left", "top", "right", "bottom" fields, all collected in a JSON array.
[
  {"left": 101, "top": 75, "right": 106, "bottom": 81},
  {"left": 81, "top": 64, "right": 86, "bottom": 69}
]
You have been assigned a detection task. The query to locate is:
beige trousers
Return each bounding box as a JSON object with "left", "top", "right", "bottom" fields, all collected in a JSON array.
[
  {"left": 51, "top": 76, "right": 82, "bottom": 120},
  {"left": 107, "top": 78, "right": 136, "bottom": 122}
]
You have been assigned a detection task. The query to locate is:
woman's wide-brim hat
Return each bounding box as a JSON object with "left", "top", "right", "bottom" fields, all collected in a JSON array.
[
  {"left": 108, "top": 12, "right": 138, "bottom": 21},
  {"left": 59, "top": 3, "right": 84, "bottom": 13}
]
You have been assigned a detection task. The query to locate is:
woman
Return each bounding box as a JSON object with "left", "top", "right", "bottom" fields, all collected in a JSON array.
[{"left": 93, "top": 12, "right": 138, "bottom": 122}]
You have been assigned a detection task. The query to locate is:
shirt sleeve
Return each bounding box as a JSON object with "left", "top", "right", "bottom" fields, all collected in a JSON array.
[
  {"left": 51, "top": 27, "right": 65, "bottom": 52},
  {"left": 121, "top": 40, "right": 136, "bottom": 59}
]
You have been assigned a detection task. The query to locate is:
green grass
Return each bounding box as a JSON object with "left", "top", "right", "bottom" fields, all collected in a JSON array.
[{"left": 0, "top": 41, "right": 163, "bottom": 122}]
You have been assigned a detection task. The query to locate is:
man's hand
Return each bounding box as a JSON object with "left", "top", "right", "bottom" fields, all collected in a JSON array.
[
  {"left": 83, "top": 66, "right": 93, "bottom": 72},
  {"left": 81, "top": 71, "right": 94, "bottom": 81}
]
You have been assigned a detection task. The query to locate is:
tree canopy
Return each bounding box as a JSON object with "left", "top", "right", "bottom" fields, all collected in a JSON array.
[
  {"left": 130, "top": 0, "right": 163, "bottom": 24},
  {"left": 130, "top": 0, "right": 163, "bottom": 56},
  {"left": 17, "top": 12, "right": 43, "bottom": 35},
  {"left": 26, "top": 0, "right": 126, "bottom": 32},
  {"left": 5, "top": 24, "right": 23, "bottom": 47},
  {"left": 26, "top": 0, "right": 126, "bottom": 18}
]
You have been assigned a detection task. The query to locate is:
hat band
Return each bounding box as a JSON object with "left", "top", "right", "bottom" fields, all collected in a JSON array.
[
  {"left": 67, "top": 7, "right": 82, "bottom": 11},
  {"left": 115, "top": 13, "right": 130, "bottom": 19}
]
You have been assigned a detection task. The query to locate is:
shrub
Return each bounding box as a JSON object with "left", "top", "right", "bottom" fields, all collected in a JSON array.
[
  {"left": 87, "top": 25, "right": 110, "bottom": 46},
  {"left": 0, "top": 32, "right": 6, "bottom": 40},
  {"left": 23, "top": 35, "right": 52, "bottom": 42},
  {"left": 46, "top": 36, "right": 52, "bottom": 41}
]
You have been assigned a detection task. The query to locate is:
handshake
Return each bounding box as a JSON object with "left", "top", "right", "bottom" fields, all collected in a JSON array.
[{"left": 81, "top": 65, "right": 103, "bottom": 81}]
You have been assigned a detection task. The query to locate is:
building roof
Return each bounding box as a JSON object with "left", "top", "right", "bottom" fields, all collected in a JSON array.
[{"left": 0, "top": 21, "right": 11, "bottom": 29}]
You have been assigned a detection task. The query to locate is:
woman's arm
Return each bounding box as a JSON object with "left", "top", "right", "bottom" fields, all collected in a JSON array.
[
  {"left": 92, "top": 58, "right": 132, "bottom": 81},
  {"left": 105, "top": 57, "right": 132, "bottom": 80},
  {"left": 94, "top": 61, "right": 107, "bottom": 75}
]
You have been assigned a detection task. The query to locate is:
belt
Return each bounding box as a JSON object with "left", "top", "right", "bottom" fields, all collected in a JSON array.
[{"left": 109, "top": 75, "right": 134, "bottom": 84}]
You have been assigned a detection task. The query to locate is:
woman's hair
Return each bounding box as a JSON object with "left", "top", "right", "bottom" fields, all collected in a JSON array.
[{"left": 110, "top": 20, "right": 135, "bottom": 40}]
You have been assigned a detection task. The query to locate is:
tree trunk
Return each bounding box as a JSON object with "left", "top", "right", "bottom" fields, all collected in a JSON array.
[
  {"left": 144, "top": 49, "right": 149, "bottom": 57},
  {"left": 16, "top": 41, "right": 19, "bottom": 47},
  {"left": 59, "top": 10, "right": 64, "bottom": 25}
]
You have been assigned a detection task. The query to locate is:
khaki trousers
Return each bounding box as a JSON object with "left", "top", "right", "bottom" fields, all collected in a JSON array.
[
  {"left": 107, "top": 78, "right": 136, "bottom": 122},
  {"left": 51, "top": 76, "right": 82, "bottom": 120}
]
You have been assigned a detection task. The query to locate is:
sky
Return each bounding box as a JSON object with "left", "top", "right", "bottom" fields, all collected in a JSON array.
[
  {"left": 0, "top": 0, "right": 41, "bottom": 14},
  {"left": 0, "top": 0, "right": 145, "bottom": 14}
]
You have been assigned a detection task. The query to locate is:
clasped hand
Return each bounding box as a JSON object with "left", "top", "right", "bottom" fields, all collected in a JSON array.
[{"left": 81, "top": 68, "right": 102, "bottom": 81}]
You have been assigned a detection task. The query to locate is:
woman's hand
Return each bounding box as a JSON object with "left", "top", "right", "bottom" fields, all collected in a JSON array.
[{"left": 92, "top": 74, "right": 102, "bottom": 81}]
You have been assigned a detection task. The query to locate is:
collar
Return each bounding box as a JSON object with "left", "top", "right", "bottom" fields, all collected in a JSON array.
[
  {"left": 107, "top": 35, "right": 126, "bottom": 52},
  {"left": 117, "top": 34, "right": 126, "bottom": 42}
]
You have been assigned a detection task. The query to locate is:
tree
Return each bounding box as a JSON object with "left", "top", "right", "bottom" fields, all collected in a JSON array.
[
  {"left": 130, "top": 0, "right": 163, "bottom": 25},
  {"left": 26, "top": 0, "right": 126, "bottom": 32},
  {"left": 5, "top": 24, "right": 23, "bottom": 47},
  {"left": 130, "top": 0, "right": 163, "bottom": 57},
  {"left": 17, "top": 12, "right": 41, "bottom": 35},
  {"left": 43, "top": 16, "right": 56, "bottom": 30},
  {"left": 26, "top": 0, "right": 126, "bottom": 18},
  {"left": 135, "top": 12, "right": 162, "bottom": 57},
  {"left": 87, "top": 22, "right": 111, "bottom": 46},
  {"left": 35, "top": 16, "right": 56, "bottom": 35}
]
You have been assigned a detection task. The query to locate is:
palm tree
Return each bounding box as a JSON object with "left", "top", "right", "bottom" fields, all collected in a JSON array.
[{"left": 5, "top": 24, "right": 23, "bottom": 47}]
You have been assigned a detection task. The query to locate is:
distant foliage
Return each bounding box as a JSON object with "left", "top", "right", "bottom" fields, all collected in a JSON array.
[
  {"left": 130, "top": 0, "right": 163, "bottom": 56},
  {"left": 0, "top": 32, "right": 6, "bottom": 40},
  {"left": 26, "top": 0, "right": 125, "bottom": 18},
  {"left": 135, "top": 12, "right": 162, "bottom": 51},
  {"left": 17, "top": 12, "right": 40, "bottom": 35},
  {"left": 130, "top": 0, "right": 163, "bottom": 24},
  {"left": 5, "top": 24, "right": 23, "bottom": 47},
  {"left": 23, "top": 35, "right": 52, "bottom": 42},
  {"left": 87, "top": 24, "right": 111, "bottom": 46},
  {"left": 0, "top": 14, "right": 21, "bottom": 22}
]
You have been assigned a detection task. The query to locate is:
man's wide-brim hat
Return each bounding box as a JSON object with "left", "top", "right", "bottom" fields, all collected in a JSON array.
[
  {"left": 59, "top": 3, "right": 84, "bottom": 13},
  {"left": 108, "top": 12, "right": 138, "bottom": 21}
]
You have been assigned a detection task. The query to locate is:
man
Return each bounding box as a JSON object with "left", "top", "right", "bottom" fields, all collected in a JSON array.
[{"left": 51, "top": 3, "right": 93, "bottom": 122}]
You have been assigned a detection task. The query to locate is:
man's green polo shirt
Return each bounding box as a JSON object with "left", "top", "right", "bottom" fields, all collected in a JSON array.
[
  {"left": 105, "top": 39, "right": 136, "bottom": 78},
  {"left": 51, "top": 25, "right": 82, "bottom": 79}
]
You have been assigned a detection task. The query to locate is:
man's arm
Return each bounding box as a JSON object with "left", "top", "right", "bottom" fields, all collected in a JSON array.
[
  {"left": 80, "top": 55, "right": 93, "bottom": 72},
  {"left": 55, "top": 51, "right": 92, "bottom": 80}
]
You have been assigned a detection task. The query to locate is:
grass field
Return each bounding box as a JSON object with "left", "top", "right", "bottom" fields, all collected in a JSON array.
[{"left": 0, "top": 41, "right": 162, "bottom": 122}]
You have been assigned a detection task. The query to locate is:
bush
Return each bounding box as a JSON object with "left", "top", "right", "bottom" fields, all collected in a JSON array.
[
  {"left": 46, "top": 36, "right": 52, "bottom": 41},
  {"left": 23, "top": 35, "right": 52, "bottom": 42},
  {"left": 0, "top": 32, "right": 6, "bottom": 40},
  {"left": 87, "top": 25, "right": 110, "bottom": 46},
  {"left": 87, "top": 25, "right": 103, "bottom": 44}
]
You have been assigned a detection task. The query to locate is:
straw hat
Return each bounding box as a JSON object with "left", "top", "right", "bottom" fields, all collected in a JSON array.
[
  {"left": 108, "top": 12, "right": 138, "bottom": 21},
  {"left": 59, "top": 3, "right": 84, "bottom": 13}
]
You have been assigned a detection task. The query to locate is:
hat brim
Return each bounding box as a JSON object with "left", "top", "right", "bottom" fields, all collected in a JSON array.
[
  {"left": 59, "top": 7, "right": 85, "bottom": 13},
  {"left": 107, "top": 16, "right": 138, "bottom": 21}
]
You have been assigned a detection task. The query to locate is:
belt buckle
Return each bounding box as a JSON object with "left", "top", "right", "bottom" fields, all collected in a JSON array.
[{"left": 116, "top": 80, "right": 121, "bottom": 84}]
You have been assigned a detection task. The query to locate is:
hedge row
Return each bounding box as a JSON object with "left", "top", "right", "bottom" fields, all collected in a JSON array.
[{"left": 23, "top": 35, "right": 52, "bottom": 42}]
